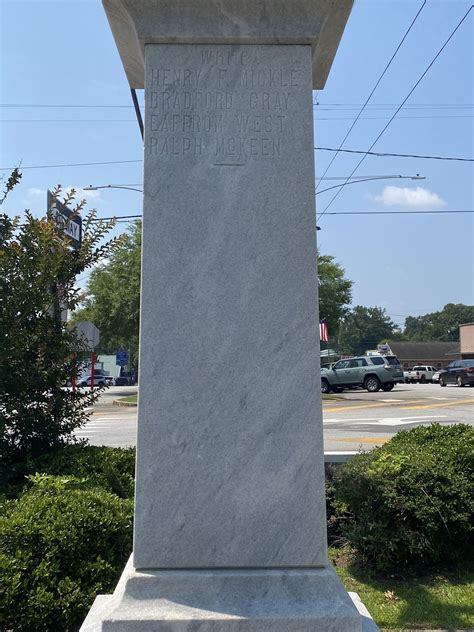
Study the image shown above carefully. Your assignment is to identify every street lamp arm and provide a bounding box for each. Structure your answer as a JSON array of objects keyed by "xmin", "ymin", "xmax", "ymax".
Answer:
[
  {"xmin": 315, "ymin": 174, "xmax": 425, "ymax": 195},
  {"xmin": 84, "ymin": 185, "xmax": 143, "ymax": 193}
]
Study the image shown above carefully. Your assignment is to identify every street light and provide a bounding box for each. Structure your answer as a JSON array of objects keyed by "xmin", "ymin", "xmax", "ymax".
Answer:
[
  {"xmin": 315, "ymin": 174, "xmax": 425, "ymax": 195},
  {"xmin": 84, "ymin": 184, "xmax": 143, "ymax": 193}
]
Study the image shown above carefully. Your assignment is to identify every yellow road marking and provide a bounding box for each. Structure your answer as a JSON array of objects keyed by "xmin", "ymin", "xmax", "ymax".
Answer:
[
  {"xmin": 331, "ymin": 437, "xmax": 389, "ymax": 444},
  {"xmin": 323, "ymin": 400, "xmax": 427, "ymax": 413},
  {"xmin": 402, "ymin": 398, "xmax": 474, "ymax": 410}
]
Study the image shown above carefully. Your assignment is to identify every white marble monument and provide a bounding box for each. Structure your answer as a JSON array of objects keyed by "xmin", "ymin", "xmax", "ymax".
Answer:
[{"xmin": 82, "ymin": 1, "xmax": 378, "ymax": 629}]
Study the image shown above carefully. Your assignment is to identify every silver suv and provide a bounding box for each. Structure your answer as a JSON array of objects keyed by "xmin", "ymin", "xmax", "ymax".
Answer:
[{"xmin": 321, "ymin": 355, "xmax": 403, "ymax": 394}]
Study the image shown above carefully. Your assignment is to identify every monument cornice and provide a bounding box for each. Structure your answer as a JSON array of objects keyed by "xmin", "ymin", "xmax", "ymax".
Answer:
[{"xmin": 102, "ymin": 0, "xmax": 353, "ymax": 89}]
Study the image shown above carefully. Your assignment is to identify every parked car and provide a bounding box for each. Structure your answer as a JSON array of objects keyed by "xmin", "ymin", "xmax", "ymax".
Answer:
[
  {"xmin": 403, "ymin": 368, "xmax": 413, "ymax": 383},
  {"xmin": 321, "ymin": 355, "xmax": 403, "ymax": 393},
  {"xmin": 431, "ymin": 369, "xmax": 445, "ymax": 383},
  {"xmin": 439, "ymin": 360, "xmax": 474, "ymax": 387},
  {"xmin": 114, "ymin": 376, "xmax": 130, "ymax": 386},
  {"xmin": 79, "ymin": 373, "xmax": 108, "ymax": 387},
  {"xmin": 407, "ymin": 365, "xmax": 438, "ymax": 383}
]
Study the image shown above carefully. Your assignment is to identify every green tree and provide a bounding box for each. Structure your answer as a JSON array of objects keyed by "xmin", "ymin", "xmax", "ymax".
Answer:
[
  {"xmin": 73, "ymin": 221, "xmax": 141, "ymax": 371},
  {"xmin": 404, "ymin": 303, "xmax": 474, "ymax": 341},
  {"xmin": 338, "ymin": 305, "xmax": 399, "ymax": 356},
  {"xmin": 0, "ymin": 186, "xmax": 123, "ymax": 465},
  {"xmin": 317, "ymin": 254, "xmax": 353, "ymax": 341}
]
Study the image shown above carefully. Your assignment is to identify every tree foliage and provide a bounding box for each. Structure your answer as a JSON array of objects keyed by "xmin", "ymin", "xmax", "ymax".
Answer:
[
  {"xmin": 73, "ymin": 221, "xmax": 141, "ymax": 370},
  {"xmin": 318, "ymin": 254, "xmax": 353, "ymax": 341},
  {"xmin": 0, "ymin": 186, "xmax": 124, "ymax": 465},
  {"xmin": 404, "ymin": 303, "xmax": 474, "ymax": 341},
  {"xmin": 338, "ymin": 305, "xmax": 399, "ymax": 356}
]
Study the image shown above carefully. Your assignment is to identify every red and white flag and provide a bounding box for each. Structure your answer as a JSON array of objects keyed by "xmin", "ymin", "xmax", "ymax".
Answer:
[{"xmin": 319, "ymin": 319, "xmax": 329, "ymax": 342}]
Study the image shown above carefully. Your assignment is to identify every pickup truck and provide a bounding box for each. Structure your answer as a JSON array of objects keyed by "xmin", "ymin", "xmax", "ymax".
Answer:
[{"xmin": 406, "ymin": 365, "xmax": 438, "ymax": 383}]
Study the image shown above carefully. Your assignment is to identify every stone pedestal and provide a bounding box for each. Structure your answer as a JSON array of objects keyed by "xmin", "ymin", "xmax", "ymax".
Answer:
[{"xmin": 81, "ymin": 1, "xmax": 379, "ymax": 630}]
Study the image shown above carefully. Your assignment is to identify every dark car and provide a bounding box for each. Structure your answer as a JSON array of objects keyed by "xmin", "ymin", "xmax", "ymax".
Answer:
[
  {"xmin": 114, "ymin": 376, "xmax": 130, "ymax": 386},
  {"xmin": 439, "ymin": 359, "xmax": 474, "ymax": 387}
]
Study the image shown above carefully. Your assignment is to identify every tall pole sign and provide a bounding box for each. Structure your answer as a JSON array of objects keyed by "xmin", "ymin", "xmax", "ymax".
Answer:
[
  {"xmin": 74, "ymin": 321, "xmax": 100, "ymax": 389},
  {"xmin": 47, "ymin": 190, "xmax": 83, "ymax": 249}
]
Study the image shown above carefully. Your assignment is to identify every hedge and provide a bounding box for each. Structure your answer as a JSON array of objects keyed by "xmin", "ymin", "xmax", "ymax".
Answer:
[
  {"xmin": 331, "ymin": 423, "xmax": 473, "ymax": 572},
  {"xmin": 0, "ymin": 474, "xmax": 133, "ymax": 631}
]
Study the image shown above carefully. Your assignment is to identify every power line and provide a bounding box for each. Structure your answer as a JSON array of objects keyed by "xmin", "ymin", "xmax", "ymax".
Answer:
[
  {"xmin": 2, "ymin": 145, "xmax": 472, "ymax": 172},
  {"xmin": 318, "ymin": 5, "xmax": 474, "ymax": 220},
  {"xmin": 315, "ymin": 0, "xmax": 427, "ymax": 191},
  {"xmin": 313, "ymin": 103, "xmax": 474, "ymax": 110},
  {"xmin": 2, "ymin": 101, "xmax": 472, "ymax": 109},
  {"xmin": 0, "ymin": 104, "xmax": 137, "ymax": 108},
  {"xmin": 314, "ymin": 115, "xmax": 473, "ymax": 120},
  {"xmin": 90, "ymin": 215, "xmax": 141, "ymax": 222},
  {"xmin": 0, "ymin": 119, "xmax": 136, "ymax": 123},
  {"xmin": 0, "ymin": 159, "xmax": 143, "ymax": 170},
  {"xmin": 14, "ymin": 208, "xmax": 472, "ymax": 230},
  {"xmin": 321, "ymin": 209, "xmax": 473, "ymax": 215},
  {"xmin": 315, "ymin": 147, "xmax": 474, "ymax": 162},
  {"xmin": 3, "ymin": 113, "xmax": 473, "ymax": 122},
  {"xmin": 90, "ymin": 209, "xmax": 473, "ymax": 223}
]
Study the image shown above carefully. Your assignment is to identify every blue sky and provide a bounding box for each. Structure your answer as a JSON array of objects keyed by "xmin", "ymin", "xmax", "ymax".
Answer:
[{"xmin": 1, "ymin": 0, "xmax": 473, "ymax": 329}]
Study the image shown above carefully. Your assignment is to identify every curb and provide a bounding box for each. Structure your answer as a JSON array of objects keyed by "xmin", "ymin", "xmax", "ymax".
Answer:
[{"xmin": 113, "ymin": 399, "xmax": 137, "ymax": 407}]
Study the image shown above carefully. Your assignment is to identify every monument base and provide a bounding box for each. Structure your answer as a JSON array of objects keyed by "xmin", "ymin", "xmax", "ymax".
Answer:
[{"xmin": 80, "ymin": 556, "xmax": 378, "ymax": 631}]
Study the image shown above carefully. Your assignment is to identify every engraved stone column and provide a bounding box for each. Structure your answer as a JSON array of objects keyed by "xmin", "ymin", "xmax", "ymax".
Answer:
[{"xmin": 82, "ymin": 1, "xmax": 378, "ymax": 630}]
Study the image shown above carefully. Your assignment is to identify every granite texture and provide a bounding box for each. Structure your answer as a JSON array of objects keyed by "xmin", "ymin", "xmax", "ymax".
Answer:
[
  {"xmin": 349, "ymin": 593, "xmax": 380, "ymax": 632},
  {"xmin": 102, "ymin": 0, "xmax": 353, "ymax": 88},
  {"xmin": 83, "ymin": 4, "xmax": 379, "ymax": 629},
  {"xmin": 80, "ymin": 557, "xmax": 365, "ymax": 631},
  {"xmin": 134, "ymin": 43, "xmax": 325, "ymax": 570}
]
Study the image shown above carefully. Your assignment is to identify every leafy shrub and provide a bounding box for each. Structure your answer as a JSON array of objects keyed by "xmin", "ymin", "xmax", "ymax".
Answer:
[
  {"xmin": 0, "ymin": 474, "xmax": 133, "ymax": 631},
  {"xmin": 331, "ymin": 424, "xmax": 473, "ymax": 572},
  {"xmin": 33, "ymin": 444, "xmax": 136, "ymax": 499},
  {"xmin": 0, "ymin": 190, "xmax": 123, "ymax": 467},
  {"xmin": 1, "ymin": 444, "xmax": 136, "ymax": 500}
]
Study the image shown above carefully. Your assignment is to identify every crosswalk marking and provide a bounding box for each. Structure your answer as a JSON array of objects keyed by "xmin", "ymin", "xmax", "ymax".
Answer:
[
  {"xmin": 402, "ymin": 398, "xmax": 474, "ymax": 410},
  {"xmin": 323, "ymin": 399, "xmax": 431, "ymax": 412},
  {"xmin": 91, "ymin": 414, "xmax": 135, "ymax": 419},
  {"xmin": 324, "ymin": 415, "xmax": 446, "ymax": 426}
]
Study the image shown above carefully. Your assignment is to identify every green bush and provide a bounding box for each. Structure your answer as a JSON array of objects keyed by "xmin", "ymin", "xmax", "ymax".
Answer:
[
  {"xmin": 33, "ymin": 444, "xmax": 136, "ymax": 499},
  {"xmin": 1, "ymin": 444, "xmax": 136, "ymax": 500},
  {"xmin": 0, "ymin": 474, "xmax": 133, "ymax": 631},
  {"xmin": 331, "ymin": 423, "xmax": 473, "ymax": 572}
]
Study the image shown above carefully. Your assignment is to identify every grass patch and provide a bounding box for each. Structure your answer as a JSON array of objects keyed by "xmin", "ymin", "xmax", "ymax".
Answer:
[
  {"xmin": 117, "ymin": 395, "xmax": 137, "ymax": 404},
  {"xmin": 330, "ymin": 546, "xmax": 474, "ymax": 630}
]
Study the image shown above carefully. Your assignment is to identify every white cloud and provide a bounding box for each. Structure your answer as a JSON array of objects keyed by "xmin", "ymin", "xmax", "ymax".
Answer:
[
  {"xmin": 375, "ymin": 186, "xmax": 446, "ymax": 209},
  {"xmin": 26, "ymin": 187, "xmax": 46, "ymax": 198}
]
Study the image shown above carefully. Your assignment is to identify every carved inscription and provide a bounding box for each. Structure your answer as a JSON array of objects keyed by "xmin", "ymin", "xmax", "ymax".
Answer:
[{"xmin": 146, "ymin": 48, "xmax": 300, "ymax": 163}]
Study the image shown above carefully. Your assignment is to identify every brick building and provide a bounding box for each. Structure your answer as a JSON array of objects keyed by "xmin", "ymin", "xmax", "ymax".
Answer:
[{"xmin": 460, "ymin": 323, "xmax": 474, "ymax": 359}]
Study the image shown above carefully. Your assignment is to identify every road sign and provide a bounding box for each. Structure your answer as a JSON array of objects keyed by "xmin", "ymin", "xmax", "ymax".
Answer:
[
  {"xmin": 116, "ymin": 350, "xmax": 129, "ymax": 366},
  {"xmin": 75, "ymin": 320, "xmax": 100, "ymax": 350},
  {"xmin": 47, "ymin": 190, "xmax": 82, "ymax": 248}
]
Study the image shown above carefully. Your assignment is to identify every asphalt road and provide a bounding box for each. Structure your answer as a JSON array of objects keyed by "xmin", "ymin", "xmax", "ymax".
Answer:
[{"xmin": 76, "ymin": 383, "xmax": 474, "ymax": 453}]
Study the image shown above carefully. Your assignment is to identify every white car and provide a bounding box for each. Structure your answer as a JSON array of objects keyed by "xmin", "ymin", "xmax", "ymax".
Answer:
[{"xmin": 79, "ymin": 374, "xmax": 112, "ymax": 387}]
